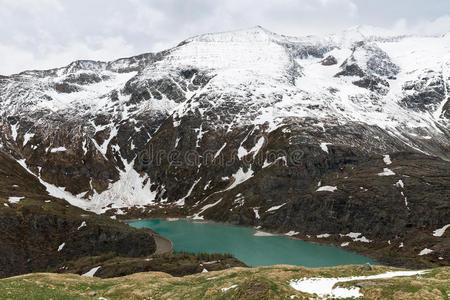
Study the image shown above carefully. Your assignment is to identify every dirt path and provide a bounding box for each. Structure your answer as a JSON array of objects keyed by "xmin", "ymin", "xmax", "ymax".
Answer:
[{"xmin": 153, "ymin": 233, "xmax": 173, "ymax": 254}]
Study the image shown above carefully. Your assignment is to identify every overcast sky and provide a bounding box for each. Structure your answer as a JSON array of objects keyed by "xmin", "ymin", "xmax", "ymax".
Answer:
[{"xmin": 1, "ymin": 0, "xmax": 449, "ymax": 75}]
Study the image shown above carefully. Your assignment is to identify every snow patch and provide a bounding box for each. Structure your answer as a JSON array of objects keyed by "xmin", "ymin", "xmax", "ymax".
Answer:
[
  {"xmin": 23, "ymin": 132, "xmax": 35, "ymax": 146},
  {"xmin": 50, "ymin": 147, "xmax": 67, "ymax": 153},
  {"xmin": 192, "ymin": 198, "xmax": 222, "ymax": 220},
  {"xmin": 418, "ymin": 248, "xmax": 433, "ymax": 256},
  {"xmin": 225, "ymin": 167, "xmax": 254, "ymax": 191},
  {"xmin": 254, "ymin": 231, "xmax": 275, "ymax": 236},
  {"xmin": 10, "ymin": 123, "xmax": 18, "ymax": 141},
  {"xmin": 317, "ymin": 233, "xmax": 331, "ymax": 238},
  {"xmin": 77, "ymin": 221, "xmax": 87, "ymax": 230},
  {"xmin": 57, "ymin": 243, "xmax": 65, "ymax": 252},
  {"xmin": 266, "ymin": 203, "xmax": 286, "ymax": 212},
  {"xmin": 89, "ymin": 158, "xmax": 158, "ymax": 213},
  {"xmin": 341, "ymin": 232, "xmax": 372, "ymax": 243},
  {"xmin": 177, "ymin": 178, "xmax": 201, "ymax": 206},
  {"xmin": 378, "ymin": 168, "xmax": 395, "ymax": 176},
  {"xmin": 394, "ymin": 179, "xmax": 404, "ymax": 188},
  {"xmin": 82, "ymin": 266, "xmax": 101, "ymax": 277},
  {"xmin": 316, "ymin": 186, "xmax": 337, "ymax": 192},
  {"xmin": 289, "ymin": 270, "xmax": 427, "ymax": 299},
  {"xmin": 433, "ymin": 224, "xmax": 450, "ymax": 237},
  {"xmin": 8, "ymin": 196, "xmax": 24, "ymax": 203},
  {"xmin": 253, "ymin": 207, "xmax": 260, "ymax": 219},
  {"xmin": 383, "ymin": 155, "xmax": 392, "ymax": 165},
  {"xmin": 320, "ymin": 142, "xmax": 331, "ymax": 154},
  {"xmin": 221, "ymin": 284, "xmax": 238, "ymax": 292},
  {"xmin": 285, "ymin": 231, "xmax": 299, "ymax": 236}
]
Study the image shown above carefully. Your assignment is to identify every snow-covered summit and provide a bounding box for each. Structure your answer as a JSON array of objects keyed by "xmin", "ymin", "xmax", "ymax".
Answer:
[
  {"xmin": 1, "ymin": 26, "xmax": 449, "ymax": 153},
  {"xmin": 183, "ymin": 26, "xmax": 283, "ymax": 43}
]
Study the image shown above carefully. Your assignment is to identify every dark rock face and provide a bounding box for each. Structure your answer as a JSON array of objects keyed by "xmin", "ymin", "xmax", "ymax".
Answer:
[
  {"xmin": 401, "ymin": 72, "xmax": 446, "ymax": 112},
  {"xmin": 335, "ymin": 42, "xmax": 399, "ymax": 95},
  {"xmin": 127, "ymin": 116, "xmax": 449, "ymax": 268},
  {"xmin": 335, "ymin": 60, "xmax": 365, "ymax": 77},
  {"xmin": 321, "ymin": 55, "xmax": 338, "ymax": 66},
  {"xmin": 63, "ymin": 72, "xmax": 105, "ymax": 85},
  {"xmin": 54, "ymin": 82, "xmax": 80, "ymax": 93},
  {"xmin": 353, "ymin": 76, "xmax": 389, "ymax": 94},
  {"xmin": 0, "ymin": 212, "xmax": 156, "ymax": 278}
]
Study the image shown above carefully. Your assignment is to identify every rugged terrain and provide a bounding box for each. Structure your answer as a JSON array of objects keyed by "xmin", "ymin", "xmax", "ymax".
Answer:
[
  {"xmin": 0, "ymin": 151, "xmax": 159, "ymax": 278},
  {"xmin": 0, "ymin": 26, "xmax": 449, "ymax": 268},
  {"xmin": 1, "ymin": 265, "xmax": 449, "ymax": 299}
]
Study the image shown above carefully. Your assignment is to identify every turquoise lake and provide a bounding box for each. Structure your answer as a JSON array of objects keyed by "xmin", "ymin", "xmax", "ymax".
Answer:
[{"xmin": 129, "ymin": 219, "xmax": 379, "ymax": 267}]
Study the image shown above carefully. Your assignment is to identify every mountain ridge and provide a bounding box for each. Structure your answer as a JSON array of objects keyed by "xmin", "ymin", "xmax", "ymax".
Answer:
[{"xmin": 0, "ymin": 26, "xmax": 449, "ymax": 268}]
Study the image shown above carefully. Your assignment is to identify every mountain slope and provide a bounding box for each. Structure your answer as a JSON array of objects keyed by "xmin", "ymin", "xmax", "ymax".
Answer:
[
  {"xmin": 0, "ymin": 26, "xmax": 449, "ymax": 268},
  {"xmin": 0, "ymin": 151, "xmax": 158, "ymax": 278}
]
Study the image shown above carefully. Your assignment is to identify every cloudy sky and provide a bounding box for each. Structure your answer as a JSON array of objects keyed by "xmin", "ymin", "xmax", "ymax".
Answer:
[{"xmin": 1, "ymin": 0, "xmax": 449, "ymax": 75}]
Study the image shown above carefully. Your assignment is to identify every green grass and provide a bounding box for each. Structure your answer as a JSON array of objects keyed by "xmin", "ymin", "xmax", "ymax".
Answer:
[{"xmin": 1, "ymin": 265, "xmax": 448, "ymax": 300}]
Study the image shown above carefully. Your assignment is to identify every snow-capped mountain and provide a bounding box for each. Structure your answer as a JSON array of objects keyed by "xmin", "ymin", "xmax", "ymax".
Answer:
[{"xmin": 0, "ymin": 26, "xmax": 449, "ymax": 267}]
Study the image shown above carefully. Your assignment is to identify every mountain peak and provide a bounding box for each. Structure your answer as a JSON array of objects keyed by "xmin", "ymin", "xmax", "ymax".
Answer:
[{"xmin": 183, "ymin": 26, "xmax": 282, "ymax": 44}]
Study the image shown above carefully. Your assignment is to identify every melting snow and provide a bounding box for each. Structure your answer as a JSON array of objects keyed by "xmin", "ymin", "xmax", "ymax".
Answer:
[
  {"xmin": 177, "ymin": 178, "xmax": 201, "ymax": 206},
  {"xmin": 77, "ymin": 221, "xmax": 87, "ymax": 230},
  {"xmin": 418, "ymin": 248, "xmax": 433, "ymax": 256},
  {"xmin": 383, "ymin": 155, "xmax": 392, "ymax": 165},
  {"xmin": 225, "ymin": 167, "xmax": 254, "ymax": 191},
  {"xmin": 214, "ymin": 143, "xmax": 227, "ymax": 159},
  {"xmin": 341, "ymin": 232, "xmax": 372, "ymax": 243},
  {"xmin": 82, "ymin": 266, "xmax": 101, "ymax": 277},
  {"xmin": 90, "ymin": 158, "xmax": 158, "ymax": 213},
  {"xmin": 253, "ymin": 231, "xmax": 275, "ymax": 236},
  {"xmin": 320, "ymin": 142, "xmax": 331, "ymax": 154},
  {"xmin": 316, "ymin": 186, "xmax": 337, "ymax": 192},
  {"xmin": 317, "ymin": 233, "xmax": 331, "ymax": 238},
  {"xmin": 50, "ymin": 147, "xmax": 67, "ymax": 153},
  {"xmin": 433, "ymin": 224, "xmax": 450, "ymax": 237},
  {"xmin": 253, "ymin": 207, "xmax": 260, "ymax": 219},
  {"xmin": 8, "ymin": 196, "xmax": 24, "ymax": 203},
  {"xmin": 23, "ymin": 132, "xmax": 35, "ymax": 146},
  {"xmin": 192, "ymin": 198, "xmax": 222, "ymax": 220},
  {"xmin": 285, "ymin": 231, "xmax": 300, "ymax": 236},
  {"xmin": 10, "ymin": 123, "xmax": 18, "ymax": 141},
  {"xmin": 289, "ymin": 270, "xmax": 427, "ymax": 299},
  {"xmin": 57, "ymin": 243, "xmax": 65, "ymax": 252},
  {"xmin": 266, "ymin": 203, "xmax": 286, "ymax": 212},
  {"xmin": 394, "ymin": 179, "xmax": 404, "ymax": 188},
  {"xmin": 249, "ymin": 136, "xmax": 266, "ymax": 159},
  {"xmin": 377, "ymin": 168, "xmax": 395, "ymax": 176},
  {"xmin": 221, "ymin": 284, "xmax": 238, "ymax": 292}
]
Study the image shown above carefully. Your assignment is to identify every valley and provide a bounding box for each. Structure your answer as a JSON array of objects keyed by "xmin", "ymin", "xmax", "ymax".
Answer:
[{"xmin": 0, "ymin": 26, "xmax": 448, "ymax": 298}]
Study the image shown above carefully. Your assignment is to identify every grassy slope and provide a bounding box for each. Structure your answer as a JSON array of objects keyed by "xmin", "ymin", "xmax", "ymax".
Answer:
[{"xmin": 1, "ymin": 266, "xmax": 449, "ymax": 300}]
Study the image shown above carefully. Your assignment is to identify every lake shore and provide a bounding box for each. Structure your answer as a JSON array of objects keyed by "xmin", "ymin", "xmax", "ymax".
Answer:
[{"xmin": 127, "ymin": 218, "xmax": 379, "ymax": 268}]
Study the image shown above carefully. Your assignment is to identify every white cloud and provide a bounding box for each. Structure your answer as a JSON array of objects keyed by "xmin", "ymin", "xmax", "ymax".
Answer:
[
  {"xmin": 392, "ymin": 15, "xmax": 450, "ymax": 36},
  {"xmin": 0, "ymin": 0, "xmax": 449, "ymax": 75},
  {"xmin": 412, "ymin": 15, "xmax": 450, "ymax": 35},
  {"xmin": 0, "ymin": 36, "xmax": 136, "ymax": 75},
  {"xmin": 0, "ymin": 0, "xmax": 64, "ymax": 13}
]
